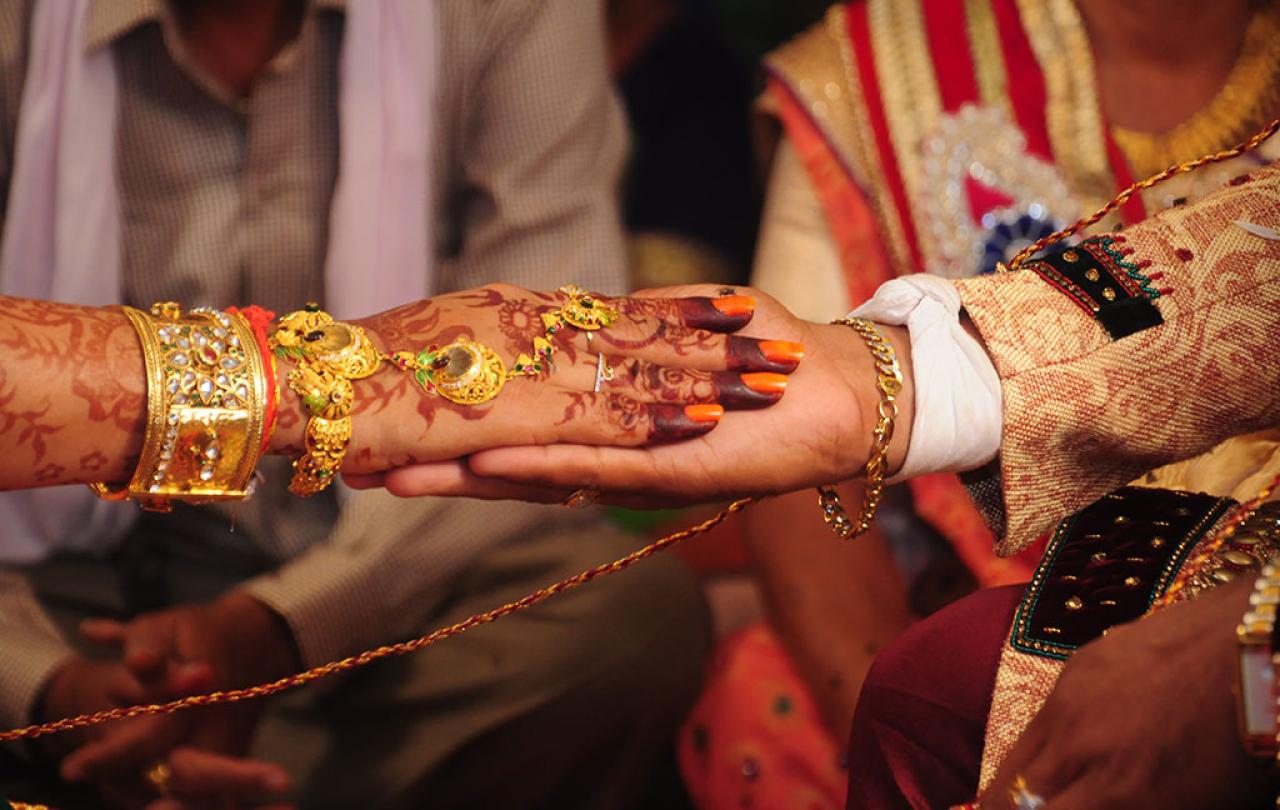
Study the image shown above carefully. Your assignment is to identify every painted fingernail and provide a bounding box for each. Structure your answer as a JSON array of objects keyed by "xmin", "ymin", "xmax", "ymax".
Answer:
[
  {"xmin": 760, "ymin": 340, "xmax": 805, "ymax": 365},
  {"xmin": 714, "ymin": 371, "xmax": 785, "ymax": 409},
  {"xmin": 711, "ymin": 295, "xmax": 756, "ymax": 317},
  {"xmin": 727, "ymin": 336, "xmax": 805, "ymax": 373},
  {"xmin": 681, "ymin": 297, "xmax": 755, "ymax": 330},
  {"xmin": 741, "ymin": 372, "xmax": 788, "ymax": 395},
  {"xmin": 650, "ymin": 403, "xmax": 723, "ymax": 442},
  {"xmin": 685, "ymin": 403, "xmax": 724, "ymax": 422}
]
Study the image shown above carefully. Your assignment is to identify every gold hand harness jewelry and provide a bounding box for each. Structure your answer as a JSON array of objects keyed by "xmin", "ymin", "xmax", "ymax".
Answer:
[{"xmin": 272, "ymin": 289, "xmax": 621, "ymax": 495}]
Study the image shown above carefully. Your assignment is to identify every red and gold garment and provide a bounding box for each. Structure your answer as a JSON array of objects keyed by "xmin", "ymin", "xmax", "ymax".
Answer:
[
  {"xmin": 763, "ymin": 0, "xmax": 1280, "ymax": 579},
  {"xmin": 680, "ymin": 1, "xmax": 1280, "ymax": 806}
]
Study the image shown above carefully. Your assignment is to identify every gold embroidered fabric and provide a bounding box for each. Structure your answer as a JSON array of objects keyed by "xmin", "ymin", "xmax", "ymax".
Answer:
[
  {"xmin": 1015, "ymin": 0, "xmax": 1116, "ymax": 219},
  {"xmin": 763, "ymin": 6, "xmax": 916, "ymax": 275},
  {"xmin": 956, "ymin": 160, "xmax": 1280, "ymax": 554}
]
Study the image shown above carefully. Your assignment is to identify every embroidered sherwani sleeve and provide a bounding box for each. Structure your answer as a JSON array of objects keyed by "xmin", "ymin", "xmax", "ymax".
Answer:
[{"xmin": 955, "ymin": 162, "xmax": 1280, "ymax": 555}]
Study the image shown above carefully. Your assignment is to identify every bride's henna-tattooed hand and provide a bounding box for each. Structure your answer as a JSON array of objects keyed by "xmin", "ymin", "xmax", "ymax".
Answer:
[
  {"xmin": 328, "ymin": 284, "xmax": 795, "ymax": 472},
  {"xmin": 0, "ymin": 284, "xmax": 798, "ymax": 491}
]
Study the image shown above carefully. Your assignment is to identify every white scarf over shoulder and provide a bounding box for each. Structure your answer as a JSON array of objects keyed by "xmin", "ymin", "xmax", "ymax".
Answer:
[{"xmin": 0, "ymin": 0, "xmax": 437, "ymax": 561}]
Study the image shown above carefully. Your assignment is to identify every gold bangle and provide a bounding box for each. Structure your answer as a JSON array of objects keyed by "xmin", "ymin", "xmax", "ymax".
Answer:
[
  {"xmin": 91, "ymin": 303, "xmax": 268, "ymax": 511},
  {"xmin": 816, "ymin": 318, "xmax": 902, "ymax": 539},
  {"xmin": 271, "ymin": 307, "xmax": 379, "ymax": 496}
]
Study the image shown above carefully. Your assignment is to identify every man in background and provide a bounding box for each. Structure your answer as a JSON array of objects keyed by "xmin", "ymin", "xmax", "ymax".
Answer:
[{"xmin": 0, "ymin": 1, "xmax": 710, "ymax": 807}]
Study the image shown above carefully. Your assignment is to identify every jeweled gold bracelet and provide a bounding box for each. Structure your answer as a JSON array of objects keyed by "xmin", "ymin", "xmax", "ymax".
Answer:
[
  {"xmin": 92, "ymin": 303, "xmax": 268, "ymax": 511},
  {"xmin": 816, "ymin": 318, "xmax": 902, "ymax": 539}
]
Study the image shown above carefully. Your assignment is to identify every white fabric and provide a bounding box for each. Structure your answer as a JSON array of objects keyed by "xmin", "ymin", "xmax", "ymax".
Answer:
[
  {"xmin": 0, "ymin": 0, "xmax": 437, "ymax": 562},
  {"xmin": 851, "ymin": 274, "xmax": 1003, "ymax": 481}
]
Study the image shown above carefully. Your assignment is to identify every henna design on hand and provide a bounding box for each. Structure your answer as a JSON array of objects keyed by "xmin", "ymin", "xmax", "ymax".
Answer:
[
  {"xmin": 0, "ymin": 300, "xmax": 145, "ymax": 477},
  {"xmin": 79, "ymin": 451, "xmax": 108, "ymax": 473},
  {"xmin": 496, "ymin": 298, "xmax": 545, "ymax": 356},
  {"xmin": 0, "ymin": 383, "xmax": 59, "ymax": 464},
  {"xmin": 619, "ymin": 296, "xmax": 754, "ymax": 331},
  {"xmin": 556, "ymin": 392, "xmax": 720, "ymax": 443}
]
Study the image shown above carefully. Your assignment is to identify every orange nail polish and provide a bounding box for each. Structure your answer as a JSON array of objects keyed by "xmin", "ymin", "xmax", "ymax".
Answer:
[
  {"xmin": 758, "ymin": 340, "xmax": 805, "ymax": 364},
  {"xmin": 711, "ymin": 295, "xmax": 756, "ymax": 317},
  {"xmin": 741, "ymin": 372, "xmax": 788, "ymax": 395},
  {"xmin": 684, "ymin": 404, "xmax": 725, "ymax": 423}
]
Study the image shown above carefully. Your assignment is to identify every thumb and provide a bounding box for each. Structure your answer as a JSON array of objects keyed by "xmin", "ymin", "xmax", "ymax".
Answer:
[{"xmin": 79, "ymin": 618, "xmax": 127, "ymax": 648}]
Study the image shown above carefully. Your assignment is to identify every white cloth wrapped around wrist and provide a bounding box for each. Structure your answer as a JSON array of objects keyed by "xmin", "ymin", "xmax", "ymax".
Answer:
[{"xmin": 850, "ymin": 274, "xmax": 1003, "ymax": 482}]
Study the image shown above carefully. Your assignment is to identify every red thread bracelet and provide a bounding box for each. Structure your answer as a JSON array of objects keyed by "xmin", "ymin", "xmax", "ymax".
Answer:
[{"xmin": 228, "ymin": 305, "xmax": 279, "ymax": 453}]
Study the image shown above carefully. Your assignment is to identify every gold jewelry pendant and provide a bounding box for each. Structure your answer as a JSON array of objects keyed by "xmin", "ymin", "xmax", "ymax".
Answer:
[
  {"xmin": 390, "ymin": 338, "xmax": 508, "ymax": 405},
  {"xmin": 271, "ymin": 305, "xmax": 382, "ymax": 380}
]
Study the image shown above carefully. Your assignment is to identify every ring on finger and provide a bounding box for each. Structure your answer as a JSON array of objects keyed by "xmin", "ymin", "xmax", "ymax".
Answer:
[
  {"xmin": 144, "ymin": 760, "xmax": 172, "ymax": 796},
  {"xmin": 1008, "ymin": 775, "xmax": 1046, "ymax": 810},
  {"xmin": 593, "ymin": 353, "xmax": 614, "ymax": 393},
  {"xmin": 554, "ymin": 284, "xmax": 619, "ymax": 331},
  {"xmin": 563, "ymin": 488, "xmax": 601, "ymax": 509}
]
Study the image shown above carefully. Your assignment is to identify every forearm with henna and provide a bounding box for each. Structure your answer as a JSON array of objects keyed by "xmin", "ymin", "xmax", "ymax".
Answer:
[{"xmin": 0, "ymin": 297, "xmax": 146, "ymax": 489}]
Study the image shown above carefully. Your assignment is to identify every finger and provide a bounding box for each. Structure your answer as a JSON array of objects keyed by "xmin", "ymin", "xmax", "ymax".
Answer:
[
  {"xmin": 554, "ymin": 355, "xmax": 789, "ymax": 410},
  {"xmin": 382, "ymin": 461, "xmax": 568, "ymax": 503},
  {"xmin": 570, "ymin": 318, "xmax": 802, "ymax": 374},
  {"xmin": 62, "ymin": 718, "xmax": 184, "ymax": 782},
  {"xmin": 556, "ymin": 394, "xmax": 725, "ymax": 445},
  {"xmin": 382, "ymin": 461, "xmax": 694, "ymax": 508},
  {"xmin": 615, "ymin": 294, "xmax": 757, "ymax": 332},
  {"xmin": 463, "ymin": 443, "xmax": 698, "ymax": 498},
  {"xmin": 982, "ymin": 723, "xmax": 1068, "ymax": 809},
  {"xmin": 166, "ymin": 747, "xmax": 291, "ymax": 799},
  {"xmin": 342, "ymin": 471, "xmax": 386, "ymax": 489},
  {"xmin": 80, "ymin": 618, "xmax": 128, "ymax": 648},
  {"xmin": 165, "ymin": 661, "xmax": 216, "ymax": 696},
  {"xmin": 118, "ymin": 618, "xmax": 176, "ymax": 679}
]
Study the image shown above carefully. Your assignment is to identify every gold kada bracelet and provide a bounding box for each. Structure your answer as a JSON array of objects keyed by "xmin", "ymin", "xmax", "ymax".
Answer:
[
  {"xmin": 91, "ymin": 303, "xmax": 268, "ymax": 511},
  {"xmin": 816, "ymin": 317, "xmax": 902, "ymax": 539}
]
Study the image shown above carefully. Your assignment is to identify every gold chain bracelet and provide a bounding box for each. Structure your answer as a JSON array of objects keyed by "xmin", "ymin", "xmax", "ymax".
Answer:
[{"xmin": 816, "ymin": 317, "xmax": 902, "ymax": 539}]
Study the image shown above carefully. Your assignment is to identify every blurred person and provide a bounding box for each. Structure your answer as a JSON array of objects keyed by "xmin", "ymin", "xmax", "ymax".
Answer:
[
  {"xmin": 606, "ymin": 0, "xmax": 760, "ymax": 290},
  {"xmin": 0, "ymin": 1, "xmax": 713, "ymax": 808},
  {"xmin": 679, "ymin": 0, "xmax": 1280, "ymax": 806}
]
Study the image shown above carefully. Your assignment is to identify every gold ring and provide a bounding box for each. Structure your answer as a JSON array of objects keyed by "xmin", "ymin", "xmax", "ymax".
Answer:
[
  {"xmin": 1008, "ymin": 775, "xmax": 1045, "ymax": 810},
  {"xmin": 563, "ymin": 488, "xmax": 601, "ymax": 509},
  {"xmin": 144, "ymin": 760, "xmax": 172, "ymax": 795}
]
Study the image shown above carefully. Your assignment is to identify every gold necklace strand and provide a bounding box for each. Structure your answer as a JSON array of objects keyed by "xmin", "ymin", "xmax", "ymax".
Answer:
[
  {"xmin": 0, "ymin": 499, "xmax": 755, "ymax": 743},
  {"xmin": 1112, "ymin": 4, "xmax": 1280, "ymax": 180},
  {"xmin": 5, "ymin": 118, "xmax": 1280, "ymax": 745},
  {"xmin": 1005, "ymin": 115, "xmax": 1280, "ymax": 272}
]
